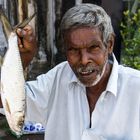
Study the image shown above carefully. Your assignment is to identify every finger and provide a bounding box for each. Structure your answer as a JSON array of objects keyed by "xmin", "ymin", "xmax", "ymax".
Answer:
[
  {"xmin": 17, "ymin": 29, "xmax": 34, "ymax": 43},
  {"xmin": 22, "ymin": 36, "xmax": 36, "ymax": 51},
  {"xmin": 23, "ymin": 25, "xmax": 32, "ymax": 31},
  {"xmin": 18, "ymin": 37, "xmax": 22, "ymax": 46},
  {"xmin": 19, "ymin": 47, "xmax": 28, "ymax": 53},
  {"xmin": 18, "ymin": 38, "xmax": 27, "ymax": 53},
  {"xmin": 16, "ymin": 27, "xmax": 32, "ymax": 37},
  {"xmin": 16, "ymin": 25, "xmax": 36, "ymax": 53},
  {"xmin": 23, "ymin": 25, "xmax": 33, "ymax": 36},
  {"xmin": 19, "ymin": 34, "xmax": 36, "ymax": 52},
  {"xmin": 16, "ymin": 28, "xmax": 27, "ymax": 38},
  {"xmin": 18, "ymin": 38, "xmax": 24, "ymax": 49},
  {"xmin": 18, "ymin": 35, "xmax": 30, "ymax": 53}
]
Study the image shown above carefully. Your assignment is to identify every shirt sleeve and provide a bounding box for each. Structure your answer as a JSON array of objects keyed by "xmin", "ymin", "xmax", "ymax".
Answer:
[{"xmin": 24, "ymin": 71, "xmax": 55, "ymax": 127}]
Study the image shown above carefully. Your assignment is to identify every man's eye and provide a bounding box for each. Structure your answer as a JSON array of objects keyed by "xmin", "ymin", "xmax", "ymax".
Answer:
[
  {"xmin": 68, "ymin": 48, "xmax": 79, "ymax": 55},
  {"xmin": 89, "ymin": 45, "xmax": 100, "ymax": 52},
  {"xmin": 70, "ymin": 48, "xmax": 79, "ymax": 53},
  {"xmin": 91, "ymin": 45, "xmax": 99, "ymax": 49}
]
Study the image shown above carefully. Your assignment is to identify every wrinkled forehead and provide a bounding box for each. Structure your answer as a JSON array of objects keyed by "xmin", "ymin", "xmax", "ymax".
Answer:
[{"xmin": 64, "ymin": 26, "xmax": 103, "ymax": 47}]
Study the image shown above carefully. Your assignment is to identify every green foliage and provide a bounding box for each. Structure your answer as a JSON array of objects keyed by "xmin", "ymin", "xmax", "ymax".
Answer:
[{"xmin": 121, "ymin": 9, "xmax": 140, "ymax": 70}]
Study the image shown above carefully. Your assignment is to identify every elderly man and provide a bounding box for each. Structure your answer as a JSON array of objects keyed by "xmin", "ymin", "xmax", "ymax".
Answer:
[{"xmin": 0, "ymin": 3, "xmax": 140, "ymax": 140}]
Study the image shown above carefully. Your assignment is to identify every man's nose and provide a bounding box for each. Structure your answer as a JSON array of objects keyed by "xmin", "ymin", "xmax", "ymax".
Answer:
[{"xmin": 80, "ymin": 49, "xmax": 91, "ymax": 65}]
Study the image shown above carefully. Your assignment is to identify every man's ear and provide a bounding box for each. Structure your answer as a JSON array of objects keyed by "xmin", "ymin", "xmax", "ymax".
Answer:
[{"xmin": 107, "ymin": 34, "xmax": 115, "ymax": 54}]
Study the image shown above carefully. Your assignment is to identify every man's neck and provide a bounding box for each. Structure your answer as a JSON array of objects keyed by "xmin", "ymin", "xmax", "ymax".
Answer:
[{"xmin": 86, "ymin": 63, "xmax": 112, "ymax": 117}]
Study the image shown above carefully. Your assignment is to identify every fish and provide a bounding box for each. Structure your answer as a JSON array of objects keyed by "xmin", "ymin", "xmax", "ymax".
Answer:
[{"xmin": 0, "ymin": 10, "xmax": 35, "ymax": 136}]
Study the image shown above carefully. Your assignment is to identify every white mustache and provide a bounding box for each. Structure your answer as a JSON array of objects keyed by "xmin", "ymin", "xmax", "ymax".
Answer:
[{"xmin": 77, "ymin": 65, "xmax": 97, "ymax": 74}]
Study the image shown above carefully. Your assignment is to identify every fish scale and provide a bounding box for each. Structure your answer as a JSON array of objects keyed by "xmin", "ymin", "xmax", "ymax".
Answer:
[
  {"xmin": 0, "ymin": 10, "xmax": 35, "ymax": 136},
  {"xmin": 1, "ymin": 32, "xmax": 25, "ymax": 136}
]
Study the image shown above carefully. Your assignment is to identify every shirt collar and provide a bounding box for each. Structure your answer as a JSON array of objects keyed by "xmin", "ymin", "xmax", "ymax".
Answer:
[
  {"xmin": 68, "ymin": 64, "xmax": 85, "ymax": 87},
  {"xmin": 68, "ymin": 64, "xmax": 79, "ymax": 84},
  {"xmin": 105, "ymin": 54, "xmax": 118, "ymax": 97},
  {"xmin": 70, "ymin": 71, "xmax": 84, "ymax": 87}
]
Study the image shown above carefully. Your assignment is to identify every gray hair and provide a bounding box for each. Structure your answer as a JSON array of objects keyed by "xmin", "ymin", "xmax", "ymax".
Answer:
[{"xmin": 60, "ymin": 3, "xmax": 114, "ymax": 45}]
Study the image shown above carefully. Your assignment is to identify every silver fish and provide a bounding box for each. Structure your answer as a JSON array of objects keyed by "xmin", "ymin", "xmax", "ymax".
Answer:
[{"xmin": 0, "ymin": 10, "xmax": 35, "ymax": 136}]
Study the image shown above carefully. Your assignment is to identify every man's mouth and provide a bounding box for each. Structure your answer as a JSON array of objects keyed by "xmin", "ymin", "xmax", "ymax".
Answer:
[
  {"xmin": 79, "ymin": 69, "xmax": 96, "ymax": 76},
  {"xmin": 77, "ymin": 65, "xmax": 98, "ymax": 77}
]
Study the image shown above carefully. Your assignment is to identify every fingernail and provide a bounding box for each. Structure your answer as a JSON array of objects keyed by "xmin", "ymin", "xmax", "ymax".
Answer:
[
  {"xmin": 19, "ymin": 44, "xmax": 23, "ymax": 48},
  {"xmin": 17, "ymin": 28, "xmax": 22, "ymax": 32},
  {"xmin": 22, "ymin": 30, "xmax": 26, "ymax": 36}
]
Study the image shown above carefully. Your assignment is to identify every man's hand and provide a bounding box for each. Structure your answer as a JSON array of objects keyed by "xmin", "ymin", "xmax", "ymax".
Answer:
[{"xmin": 16, "ymin": 25, "xmax": 38, "ymax": 69}]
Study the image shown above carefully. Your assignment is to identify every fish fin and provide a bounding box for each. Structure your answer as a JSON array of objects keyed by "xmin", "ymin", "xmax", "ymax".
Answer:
[
  {"xmin": 0, "ymin": 9, "xmax": 13, "ymax": 41},
  {"xmin": 14, "ymin": 12, "xmax": 36, "ymax": 29}
]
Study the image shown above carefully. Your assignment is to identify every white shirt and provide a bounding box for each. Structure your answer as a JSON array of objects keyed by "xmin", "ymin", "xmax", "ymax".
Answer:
[{"xmin": 25, "ymin": 55, "xmax": 140, "ymax": 140}]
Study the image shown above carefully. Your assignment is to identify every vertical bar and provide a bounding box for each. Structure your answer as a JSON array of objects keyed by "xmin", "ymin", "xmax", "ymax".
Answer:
[
  {"xmin": 47, "ymin": 0, "xmax": 57, "ymax": 66},
  {"xmin": 75, "ymin": 0, "xmax": 83, "ymax": 5}
]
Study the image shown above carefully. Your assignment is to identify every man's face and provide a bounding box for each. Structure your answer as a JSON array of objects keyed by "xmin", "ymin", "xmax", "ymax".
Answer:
[{"xmin": 64, "ymin": 27, "xmax": 113, "ymax": 87}]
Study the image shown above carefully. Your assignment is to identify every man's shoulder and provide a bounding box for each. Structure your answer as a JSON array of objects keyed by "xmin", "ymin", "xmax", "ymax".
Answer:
[
  {"xmin": 53, "ymin": 61, "xmax": 70, "ymax": 71},
  {"xmin": 118, "ymin": 65, "xmax": 140, "ymax": 80},
  {"xmin": 49, "ymin": 61, "xmax": 73, "ymax": 78}
]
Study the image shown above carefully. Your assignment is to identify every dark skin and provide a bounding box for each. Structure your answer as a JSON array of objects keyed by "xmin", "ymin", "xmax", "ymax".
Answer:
[
  {"xmin": 0, "ymin": 26, "xmax": 114, "ymax": 123},
  {"xmin": 0, "ymin": 25, "xmax": 37, "ymax": 108},
  {"xmin": 16, "ymin": 25, "xmax": 38, "ymax": 69},
  {"xmin": 86, "ymin": 63, "xmax": 112, "ymax": 116},
  {"xmin": 64, "ymin": 26, "xmax": 114, "ymax": 119}
]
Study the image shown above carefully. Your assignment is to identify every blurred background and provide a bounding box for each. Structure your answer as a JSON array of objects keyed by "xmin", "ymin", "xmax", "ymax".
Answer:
[
  {"xmin": 0, "ymin": 0, "xmax": 140, "ymax": 139},
  {"xmin": 0, "ymin": 0, "xmax": 140, "ymax": 79}
]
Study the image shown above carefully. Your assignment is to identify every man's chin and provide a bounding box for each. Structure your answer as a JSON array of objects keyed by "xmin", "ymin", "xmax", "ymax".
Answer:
[
  {"xmin": 79, "ymin": 74, "xmax": 102, "ymax": 87},
  {"xmin": 79, "ymin": 79, "xmax": 98, "ymax": 87}
]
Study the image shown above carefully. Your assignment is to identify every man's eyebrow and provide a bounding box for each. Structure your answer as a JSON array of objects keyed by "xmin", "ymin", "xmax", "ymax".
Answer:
[{"xmin": 90, "ymin": 40, "xmax": 101, "ymax": 45}]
